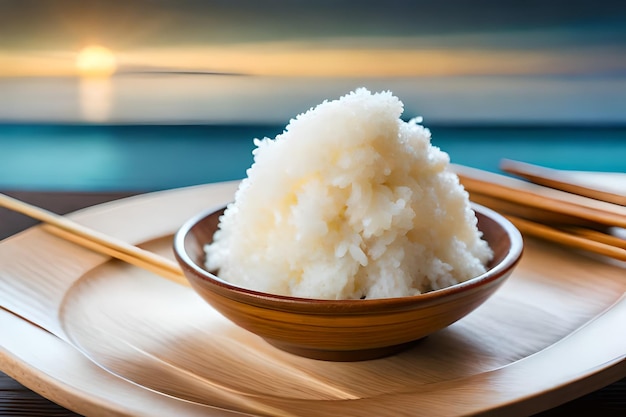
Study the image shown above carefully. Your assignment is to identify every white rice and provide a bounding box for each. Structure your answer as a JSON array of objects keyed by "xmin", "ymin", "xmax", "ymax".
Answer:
[{"xmin": 204, "ymin": 88, "xmax": 493, "ymax": 300}]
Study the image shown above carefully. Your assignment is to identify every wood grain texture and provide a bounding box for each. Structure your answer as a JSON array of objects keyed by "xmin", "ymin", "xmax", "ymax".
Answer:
[
  {"xmin": 1, "ymin": 186, "xmax": 625, "ymax": 416},
  {"xmin": 0, "ymin": 372, "xmax": 79, "ymax": 416}
]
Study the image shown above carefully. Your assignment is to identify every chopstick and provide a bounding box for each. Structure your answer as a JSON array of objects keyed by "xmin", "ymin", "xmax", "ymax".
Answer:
[
  {"xmin": 0, "ymin": 193, "xmax": 188, "ymax": 286},
  {"xmin": 456, "ymin": 165, "xmax": 626, "ymax": 229},
  {"xmin": 500, "ymin": 159, "xmax": 626, "ymax": 206},
  {"xmin": 453, "ymin": 165, "xmax": 626, "ymax": 262},
  {"xmin": 504, "ymin": 214, "xmax": 626, "ymax": 262}
]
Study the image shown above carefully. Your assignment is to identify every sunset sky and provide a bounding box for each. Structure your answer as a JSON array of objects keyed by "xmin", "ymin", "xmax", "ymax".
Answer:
[{"xmin": 1, "ymin": 0, "xmax": 625, "ymax": 123}]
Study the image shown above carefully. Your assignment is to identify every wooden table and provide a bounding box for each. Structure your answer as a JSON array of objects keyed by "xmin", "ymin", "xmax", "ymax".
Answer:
[{"xmin": 1, "ymin": 190, "xmax": 624, "ymax": 416}]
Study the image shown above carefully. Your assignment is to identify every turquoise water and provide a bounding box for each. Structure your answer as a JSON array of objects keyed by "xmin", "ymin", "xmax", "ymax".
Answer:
[{"xmin": 1, "ymin": 124, "xmax": 625, "ymax": 191}]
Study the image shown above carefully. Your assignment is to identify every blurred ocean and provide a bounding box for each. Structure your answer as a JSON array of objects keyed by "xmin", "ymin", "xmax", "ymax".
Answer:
[
  {"xmin": 3, "ymin": 75, "xmax": 626, "ymax": 125},
  {"xmin": 1, "ymin": 71, "xmax": 625, "ymax": 191},
  {"xmin": 1, "ymin": 123, "xmax": 624, "ymax": 191}
]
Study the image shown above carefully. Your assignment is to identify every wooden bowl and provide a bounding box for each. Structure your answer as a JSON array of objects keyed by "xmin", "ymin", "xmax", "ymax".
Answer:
[{"xmin": 173, "ymin": 203, "xmax": 523, "ymax": 361}]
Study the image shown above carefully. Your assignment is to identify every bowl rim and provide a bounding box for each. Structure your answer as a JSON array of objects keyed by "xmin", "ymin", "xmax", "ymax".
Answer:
[{"xmin": 173, "ymin": 202, "xmax": 523, "ymax": 309}]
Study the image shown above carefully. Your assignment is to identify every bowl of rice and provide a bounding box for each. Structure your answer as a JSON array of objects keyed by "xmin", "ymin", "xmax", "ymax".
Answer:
[{"xmin": 173, "ymin": 89, "xmax": 523, "ymax": 361}]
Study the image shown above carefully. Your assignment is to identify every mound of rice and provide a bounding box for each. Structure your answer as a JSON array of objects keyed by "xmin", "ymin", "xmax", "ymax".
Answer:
[{"xmin": 204, "ymin": 88, "xmax": 493, "ymax": 300}]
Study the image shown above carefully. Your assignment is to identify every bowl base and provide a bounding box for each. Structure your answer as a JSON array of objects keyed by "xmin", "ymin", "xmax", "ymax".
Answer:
[{"xmin": 265, "ymin": 338, "xmax": 424, "ymax": 362}]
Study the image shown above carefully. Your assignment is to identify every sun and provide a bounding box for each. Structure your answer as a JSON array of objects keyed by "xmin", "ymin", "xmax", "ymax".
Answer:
[{"xmin": 76, "ymin": 45, "xmax": 117, "ymax": 77}]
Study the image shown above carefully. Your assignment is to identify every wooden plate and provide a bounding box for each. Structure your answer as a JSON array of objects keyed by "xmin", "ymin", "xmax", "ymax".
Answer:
[{"xmin": 1, "ymin": 183, "xmax": 625, "ymax": 416}]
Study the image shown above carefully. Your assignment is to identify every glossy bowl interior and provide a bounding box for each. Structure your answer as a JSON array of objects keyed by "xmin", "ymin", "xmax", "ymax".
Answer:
[{"xmin": 173, "ymin": 203, "xmax": 523, "ymax": 361}]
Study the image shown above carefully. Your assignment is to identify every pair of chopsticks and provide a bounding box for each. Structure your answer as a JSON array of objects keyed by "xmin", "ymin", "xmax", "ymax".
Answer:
[
  {"xmin": 0, "ymin": 193, "xmax": 188, "ymax": 286},
  {"xmin": 454, "ymin": 161, "xmax": 626, "ymax": 262}
]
